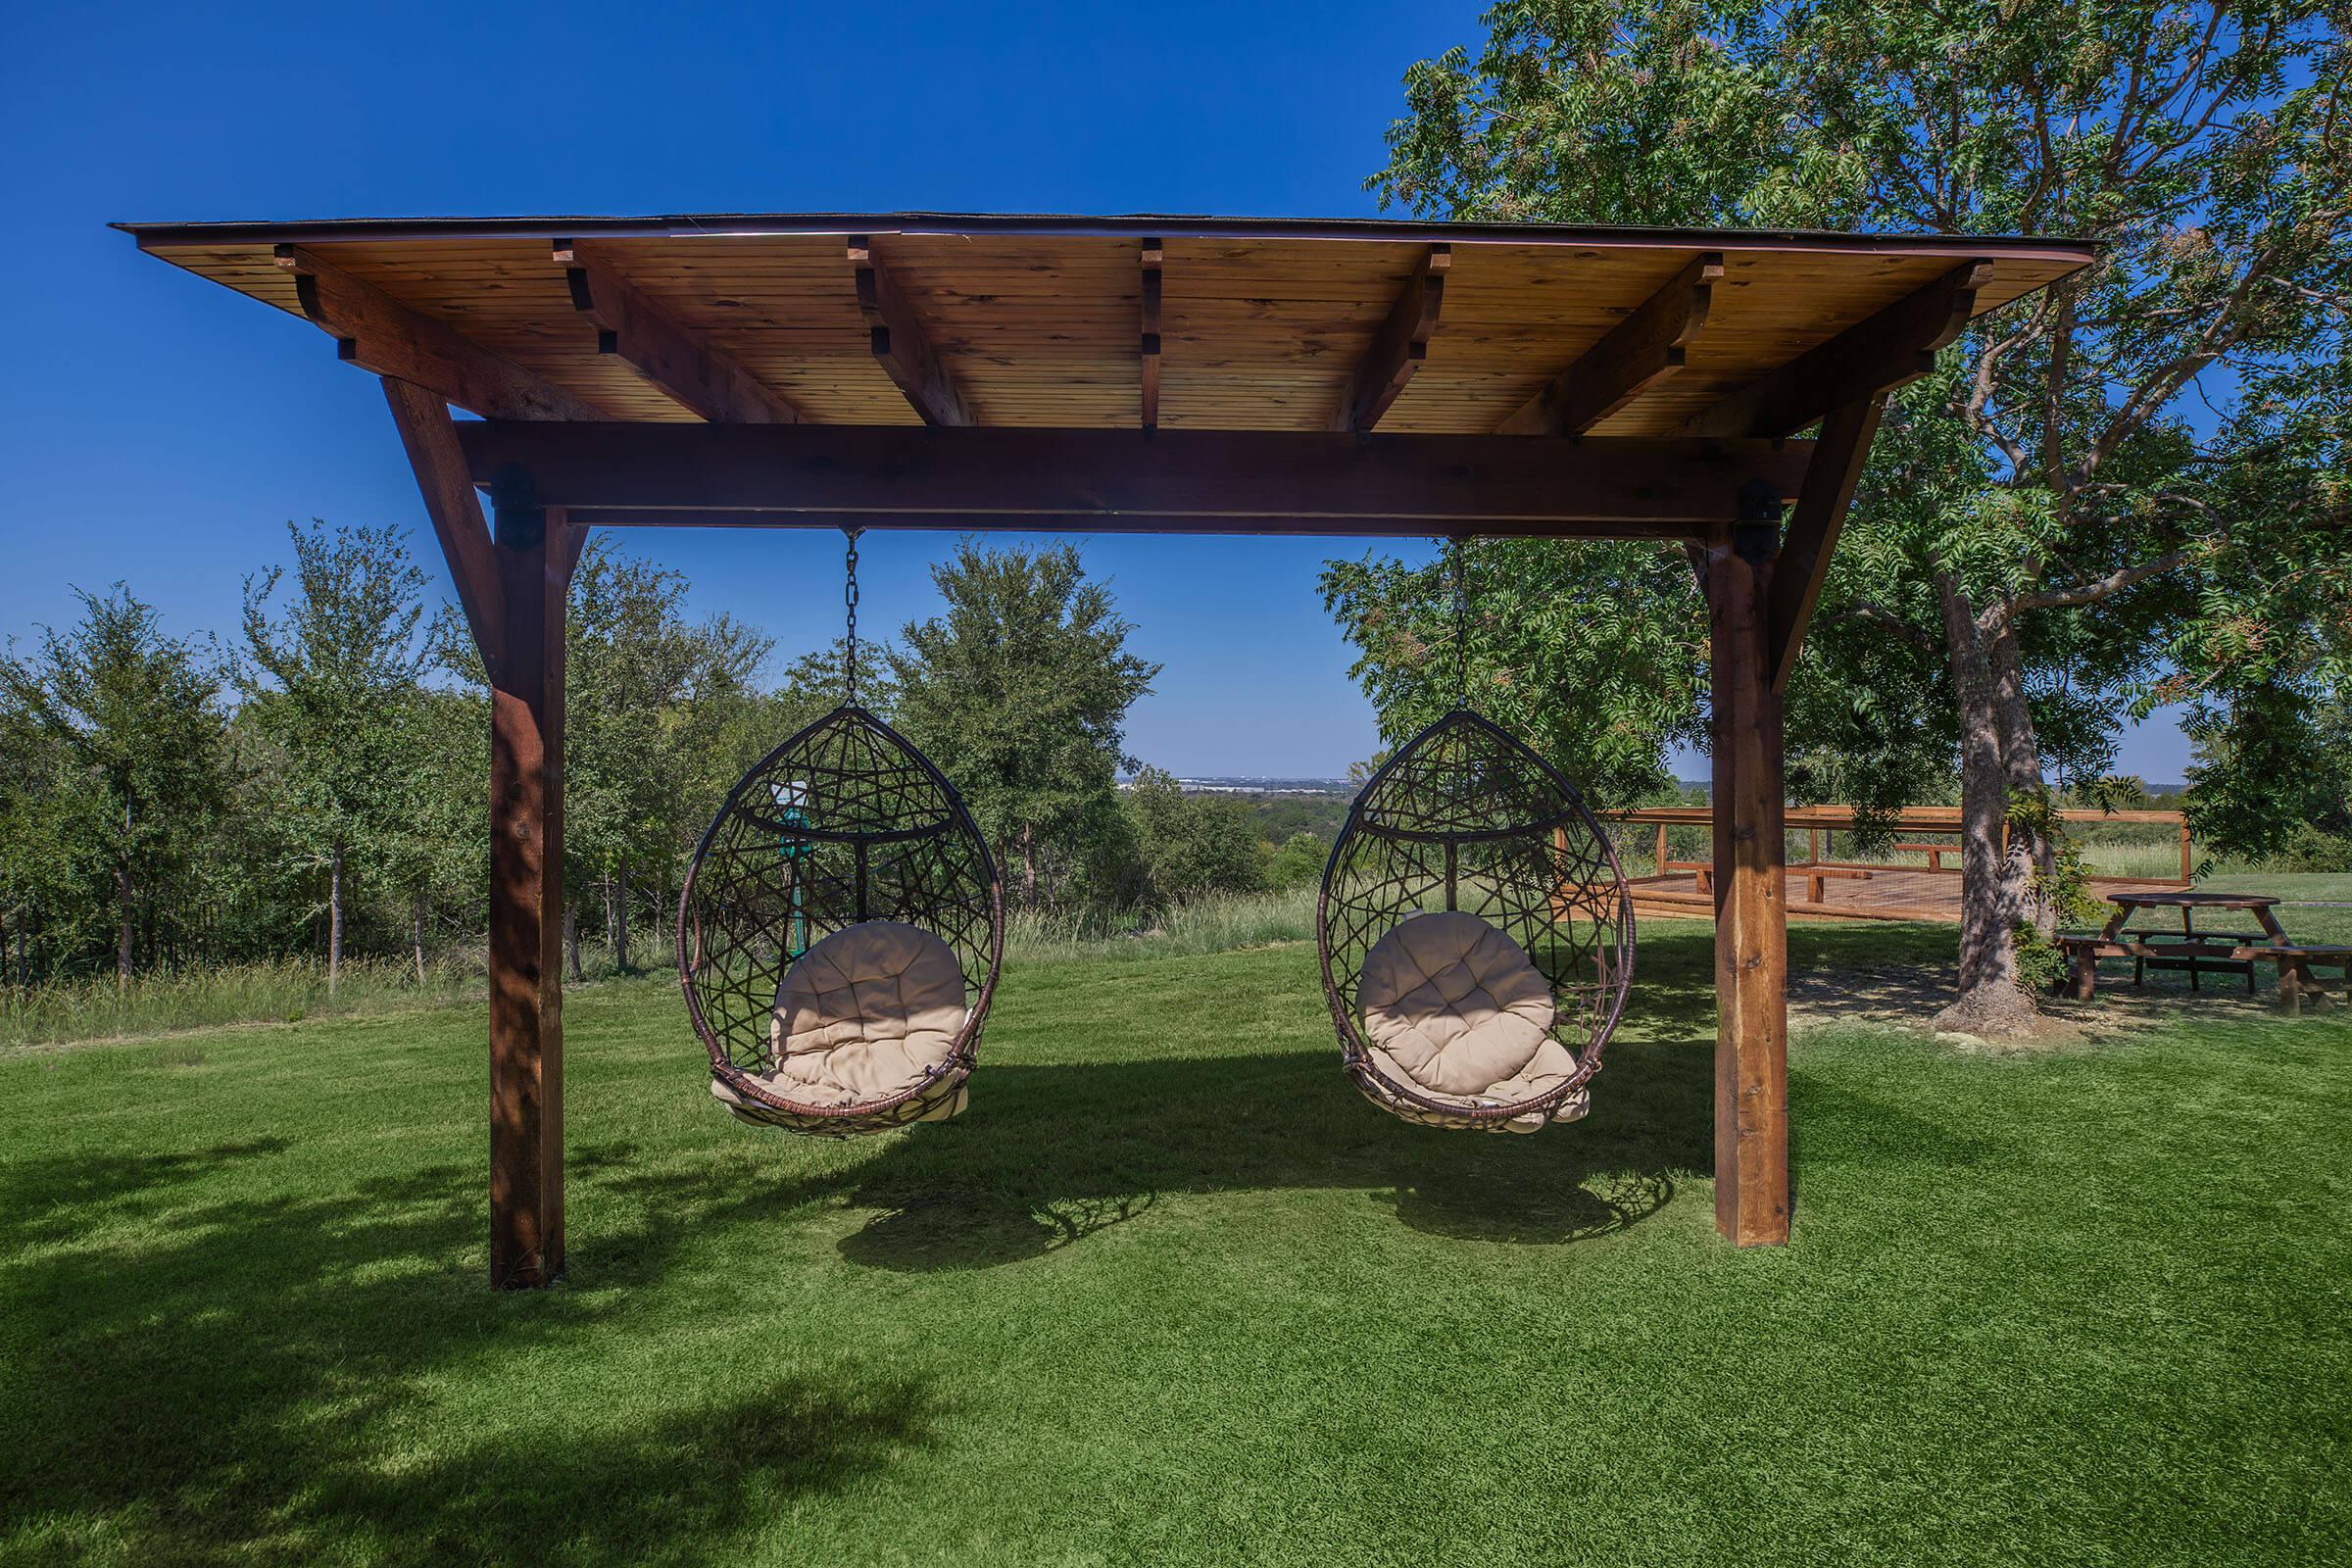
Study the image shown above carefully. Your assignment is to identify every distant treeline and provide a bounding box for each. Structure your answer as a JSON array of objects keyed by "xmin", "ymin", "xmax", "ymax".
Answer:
[{"xmin": 0, "ymin": 526, "xmax": 1304, "ymax": 989}]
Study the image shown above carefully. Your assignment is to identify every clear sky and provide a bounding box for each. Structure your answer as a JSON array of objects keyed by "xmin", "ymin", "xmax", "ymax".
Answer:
[{"xmin": 0, "ymin": 0, "xmax": 2193, "ymax": 782}]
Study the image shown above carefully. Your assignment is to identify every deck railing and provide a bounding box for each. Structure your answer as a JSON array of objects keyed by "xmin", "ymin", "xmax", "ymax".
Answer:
[{"xmin": 1597, "ymin": 805, "xmax": 2193, "ymax": 884}]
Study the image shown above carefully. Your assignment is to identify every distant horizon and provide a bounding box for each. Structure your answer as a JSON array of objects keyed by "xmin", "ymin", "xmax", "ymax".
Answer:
[{"xmin": 1152, "ymin": 772, "xmax": 2196, "ymax": 798}]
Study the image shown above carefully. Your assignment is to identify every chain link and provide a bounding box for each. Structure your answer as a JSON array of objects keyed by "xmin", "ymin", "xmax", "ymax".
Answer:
[
  {"xmin": 1450, "ymin": 535, "xmax": 1471, "ymax": 710},
  {"xmin": 843, "ymin": 526, "xmax": 864, "ymax": 705}
]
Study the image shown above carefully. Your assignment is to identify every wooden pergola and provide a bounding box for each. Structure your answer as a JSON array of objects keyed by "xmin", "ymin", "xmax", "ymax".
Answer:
[{"xmin": 120, "ymin": 212, "xmax": 2094, "ymax": 1285}]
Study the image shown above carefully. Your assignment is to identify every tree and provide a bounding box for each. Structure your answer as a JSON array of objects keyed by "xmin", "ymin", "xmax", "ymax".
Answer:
[
  {"xmin": 381, "ymin": 686, "xmax": 487, "ymax": 982},
  {"xmin": 1266, "ymin": 830, "xmax": 1329, "ymax": 891},
  {"xmin": 1, "ymin": 587, "xmax": 226, "ymax": 981},
  {"xmin": 0, "ymin": 688, "xmax": 71, "ymax": 987},
  {"xmin": 238, "ymin": 521, "xmax": 431, "ymax": 994},
  {"xmin": 431, "ymin": 542, "xmax": 773, "ymax": 977},
  {"xmin": 1122, "ymin": 767, "xmax": 1267, "ymax": 905},
  {"xmin": 888, "ymin": 543, "xmax": 1159, "ymax": 908},
  {"xmin": 1369, "ymin": 0, "xmax": 2352, "ymax": 1032},
  {"xmin": 1322, "ymin": 538, "xmax": 1706, "ymax": 808}
]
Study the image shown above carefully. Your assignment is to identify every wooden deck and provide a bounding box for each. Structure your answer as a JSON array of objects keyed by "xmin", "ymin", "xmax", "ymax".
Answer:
[{"xmin": 1629, "ymin": 863, "xmax": 2191, "ymax": 924}]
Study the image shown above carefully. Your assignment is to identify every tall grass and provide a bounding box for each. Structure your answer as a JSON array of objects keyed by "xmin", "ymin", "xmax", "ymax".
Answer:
[
  {"xmin": 3, "ymin": 899, "xmax": 1336, "ymax": 1049},
  {"xmin": 0, "ymin": 954, "xmax": 489, "ymax": 1050},
  {"xmin": 1004, "ymin": 887, "xmax": 1318, "ymax": 963}
]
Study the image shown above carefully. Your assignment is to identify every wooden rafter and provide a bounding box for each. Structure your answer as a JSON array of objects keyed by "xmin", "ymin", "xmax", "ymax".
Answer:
[
  {"xmin": 1140, "ymin": 238, "xmax": 1162, "ymax": 432},
  {"xmin": 1766, "ymin": 396, "xmax": 1886, "ymax": 693},
  {"xmin": 555, "ymin": 241, "xmax": 804, "ymax": 424},
  {"xmin": 1330, "ymin": 245, "xmax": 1450, "ymax": 433},
  {"xmin": 1683, "ymin": 260, "xmax": 1990, "ymax": 439},
  {"xmin": 1497, "ymin": 252, "xmax": 1722, "ymax": 435},
  {"xmin": 270, "ymin": 245, "xmax": 605, "ymax": 422},
  {"xmin": 454, "ymin": 421, "xmax": 1813, "ymax": 534},
  {"xmin": 849, "ymin": 236, "xmax": 973, "ymax": 426}
]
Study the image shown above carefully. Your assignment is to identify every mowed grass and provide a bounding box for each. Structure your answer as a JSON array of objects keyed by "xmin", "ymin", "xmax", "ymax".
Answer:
[{"xmin": 3, "ymin": 922, "xmax": 2348, "ymax": 1566}]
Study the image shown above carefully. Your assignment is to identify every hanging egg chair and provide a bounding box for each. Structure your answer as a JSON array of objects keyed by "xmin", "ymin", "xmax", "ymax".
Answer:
[
  {"xmin": 678, "ymin": 533, "xmax": 1003, "ymax": 1136},
  {"xmin": 1317, "ymin": 547, "xmax": 1634, "ymax": 1133}
]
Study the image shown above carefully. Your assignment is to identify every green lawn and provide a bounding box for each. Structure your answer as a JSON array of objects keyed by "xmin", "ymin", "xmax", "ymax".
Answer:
[{"xmin": 4, "ymin": 923, "xmax": 2348, "ymax": 1566}]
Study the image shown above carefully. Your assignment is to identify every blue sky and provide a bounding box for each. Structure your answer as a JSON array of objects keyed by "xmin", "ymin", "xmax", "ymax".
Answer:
[{"xmin": 0, "ymin": 0, "xmax": 2193, "ymax": 781}]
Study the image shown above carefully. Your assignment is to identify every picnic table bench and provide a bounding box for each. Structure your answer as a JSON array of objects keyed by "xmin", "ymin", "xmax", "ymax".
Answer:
[{"xmin": 2057, "ymin": 891, "xmax": 2351, "ymax": 1014}]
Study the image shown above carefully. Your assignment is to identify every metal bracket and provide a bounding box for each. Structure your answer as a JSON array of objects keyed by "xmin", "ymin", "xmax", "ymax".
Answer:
[
  {"xmin": 1734, "ymin": 477, "xmax": 1784, "ymax": 565},
  {"xmin": 491, "ymin": 466, "xmax": 544, "ymax": 552}
]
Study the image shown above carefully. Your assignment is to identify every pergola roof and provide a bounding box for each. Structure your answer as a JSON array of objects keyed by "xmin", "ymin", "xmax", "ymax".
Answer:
[
  {"xmin": 118, "ymin": 212, "xmax": 2092, "ymax": 438},
  {"xmin": 115, "ymin": 211, "xmax": 2101, "ymax": 1274}
]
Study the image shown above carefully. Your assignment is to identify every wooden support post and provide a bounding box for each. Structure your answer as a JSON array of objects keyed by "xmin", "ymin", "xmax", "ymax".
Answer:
[
  {"xmin": 485, "ymin": 468, "xmax": 575, "ymax": 1288},
  {"xmin": 1655, "ymin": 820, "xmax": 1669, "ymax": 877},
  {"xmin": 1707, "ymin": 499, "xmax": 1790, "ymax": 1246},
  {"xmin": 2180, "ymin": 819, "xmax": 2194, "ymax": 882}
]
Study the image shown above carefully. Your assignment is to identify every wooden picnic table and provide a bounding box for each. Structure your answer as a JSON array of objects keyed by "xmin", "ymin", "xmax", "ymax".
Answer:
[
  {"xmin": 2099, "ymin": 890, "xmax": 2288, "ymax": 943},
  {"xmin": 2062, "ymin": 890, "xmax": 2352, "ymax": 1012}
]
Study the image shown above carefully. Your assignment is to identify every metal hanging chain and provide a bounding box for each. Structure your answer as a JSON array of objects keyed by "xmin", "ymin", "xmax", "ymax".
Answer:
[
  {"xmin": 842, "ymin": 526, "xmax": 864, "ymax": 706},
  {"xmin": 1450, "ymin": 535, "xmax": 1472, "ymax": 710}
]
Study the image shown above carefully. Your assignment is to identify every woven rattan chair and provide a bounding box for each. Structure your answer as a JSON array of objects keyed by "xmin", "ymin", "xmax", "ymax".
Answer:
[
  {"xmin": 679, "ymin": 704, "xmax": 1004, "ymax": 1136},
  {"xmin": 1318, "ymin": 709, "xmax": 1634, "ymax": 1133}
]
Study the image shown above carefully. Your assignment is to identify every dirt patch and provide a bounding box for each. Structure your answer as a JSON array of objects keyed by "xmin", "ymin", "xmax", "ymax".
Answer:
[{"xmin": 1790, "ymin": 961, "xmax": 2283, "ymax": 1048}]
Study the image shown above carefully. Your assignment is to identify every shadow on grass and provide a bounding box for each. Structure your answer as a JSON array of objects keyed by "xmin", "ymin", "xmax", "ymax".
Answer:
[
  {"xmin": 0, "ymin": 924, "xmax": 1914, "ymax": 1561},
  {"xmin": 840, "ymin": 925, "xmax": 1735, "ymax": 1263},
  {"xmin": 0, "ymin": 1141, "xmax": 941, "ymax": 1566}
]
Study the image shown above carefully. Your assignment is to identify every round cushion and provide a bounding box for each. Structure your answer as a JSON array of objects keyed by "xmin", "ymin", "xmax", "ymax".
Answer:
[
  {"xmin": 744, "ymin": 920, "xmax": 968, "ymax": 1108},
  {"xmin": 1358, "ymin": 911, "xmax": 1582, "ymax": 1129}
]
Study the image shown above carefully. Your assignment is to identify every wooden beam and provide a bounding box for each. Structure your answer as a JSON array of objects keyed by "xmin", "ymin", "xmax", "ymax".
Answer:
[
  {"xmin": 453, "ymin": 422, "xmax": 1817, "ymax": 533},
  {"xmin": 484, "ymin": 474, "xmax": 577, "ymax": 1289},
  {"xmin": 1705, "ymin": 515, "xmax": 1789, "ymax": 1247},
  {"xmin": 381, "ymin": 377, "xmax": 503, "ymax": 671},
  {"xmin": 849, "ymin": 236, "xmax": 974, "ymax": 426},
  {"xmin": 1330, "ymin": 245, "xmax": 1450, "ymax": 432},
  {"xmin": 1684, "ymin": 260, "xmax": 1991, "ymax": 439},
  {"xmin": 1140, "ymin": 238, "xmax": 1162, "ymax": 432},
  {"xmin": 1498, "ymin": 252, "xmax": 1721, "ymax": 435},
  {"xmin": 1766, "ymin": 395, "xmax": 1886, "ymax": 692},
  {"xmin": 270, "ymin": 245, "xmax": 606, "ymax": 422},
  {"xmin": 555, "ymin": 240, "xmax": 804, "ymax": 424},
  {"xmin": 558, "ymin": 509, "xmax": 1705, "ymax": 539}
]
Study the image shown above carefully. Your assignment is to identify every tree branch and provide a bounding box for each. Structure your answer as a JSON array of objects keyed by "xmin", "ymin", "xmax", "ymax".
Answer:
[{"xmin": 2009, "ymin": 549, "xmax": 2196, "ymax": 615}]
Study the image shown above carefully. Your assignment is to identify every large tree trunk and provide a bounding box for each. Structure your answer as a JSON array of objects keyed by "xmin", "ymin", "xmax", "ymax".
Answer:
[
  {"xmin": 1934, "ymin": 574, "xmax": 2040, "ymax": 1036},
  {"xmin": 328, "ymin": 839, "xmax": 345, "ymax": 999},
  {"xmin": 1985, "ymin": 616, "xmax": 2059, "ymax": 940}
]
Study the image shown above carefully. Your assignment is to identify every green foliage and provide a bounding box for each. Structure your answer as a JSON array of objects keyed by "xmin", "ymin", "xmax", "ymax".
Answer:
[
  {"xmin": 562, "ymin": 539, "xmax": 772, "ymax": 963},
  {"xmin": 1365, "ymin": 0, "xmax": 2352, "ymax": 1004},
  {"xmin": 1265, "ymin": 830, "xmax": 1329, "ymax": 891},
  {"xmin": 237, "ymin": 520, "xmax": 433, "ymax": 971},
  {"xmin": 1236, "ymin": 791, "xmax": 1349, "ymax": 846},
  {"xmin": 1321, "ymin": 539, "xmax": 1703, "ymax": 808},
  {"xmin": 889, "ymin": 543, "xmax": 1158, "ymax": 908},
  {"xmin": 1120, "ymin": 768, "xmax": 1267, "ymax": 906},
  {"xmin": 0, "ymin": 586, "xmax": 228, "ymax": 976},
  {"xmin": 2266, "ymin": 822, "xmax": 2352, "ymax": 873}
]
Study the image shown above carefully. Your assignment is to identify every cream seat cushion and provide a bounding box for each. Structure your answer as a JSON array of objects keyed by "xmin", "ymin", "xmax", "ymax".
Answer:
[
  {"xmin": 715, "ymin": 920, "xmax": 969, "ymax": 1114},
  {"xmin": 1357, "ymin": 910, "xmax": 1587, "ymax": 1133}
]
